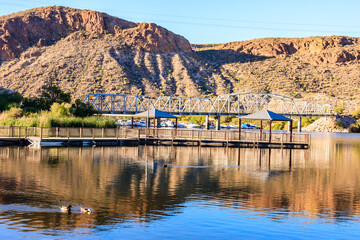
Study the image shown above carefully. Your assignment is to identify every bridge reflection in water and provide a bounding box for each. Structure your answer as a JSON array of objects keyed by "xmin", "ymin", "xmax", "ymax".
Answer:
[{"xmin": 0, "ymin": 135, "xmax": 359, "ymax": 235}]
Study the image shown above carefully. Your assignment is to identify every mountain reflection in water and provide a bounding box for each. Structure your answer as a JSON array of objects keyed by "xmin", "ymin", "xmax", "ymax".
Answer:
[{"xmin": 0, "ymin": 133, "xmax": 360, "ymax": 238}]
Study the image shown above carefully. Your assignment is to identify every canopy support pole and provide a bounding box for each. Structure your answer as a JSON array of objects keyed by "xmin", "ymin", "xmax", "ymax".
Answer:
[
  {"xmin": 260, "ymin": 120, "xmax": 263, "ymax": 141},
  {"xmin": 269, "ymin": 120, "xmax": 272, "ymax": 143},
  {"xmin": 238, "ymin": 118, "xmax": 242, "ymax": 140}
]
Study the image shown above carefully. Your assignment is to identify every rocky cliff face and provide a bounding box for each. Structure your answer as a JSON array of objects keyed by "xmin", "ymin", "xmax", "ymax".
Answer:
[
  {"xmin": 216, "ymin": 36, "xmax": 360, "ymax": 65},
  {"xmin": 0, "ymin": 6, "xmax": 191, "ymax": 60}
]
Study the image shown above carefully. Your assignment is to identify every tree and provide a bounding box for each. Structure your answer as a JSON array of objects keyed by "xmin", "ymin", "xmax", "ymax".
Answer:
[
  {"xmin": 22, "ymin": 86, "xmax": 71, "ymax": 112},
  {"xmin": 41, "ymin": 86, "xmax": 71, "ymax": 104},
  {"xmin": 71, "ymin": 99, "xmax": 96, "ymax": 117},
  {"xmin": 0, "ymin": 92, "xmax": 23, "ymax": 111}
]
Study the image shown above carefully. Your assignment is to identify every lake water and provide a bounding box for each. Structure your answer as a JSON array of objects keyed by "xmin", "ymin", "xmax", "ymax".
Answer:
[{"xmin": 0, "ymin": 133, "xmax": 360, "ymax": 239}]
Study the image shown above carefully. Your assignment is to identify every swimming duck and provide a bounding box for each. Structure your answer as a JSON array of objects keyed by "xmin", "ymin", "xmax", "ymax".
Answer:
[
  {"xmin": 60, "ymin": 205, "xmax": 72, "ymax": 212},
  {"xmin": 80, "ymin": 207, "xmax": 93, "ymax": 214}
]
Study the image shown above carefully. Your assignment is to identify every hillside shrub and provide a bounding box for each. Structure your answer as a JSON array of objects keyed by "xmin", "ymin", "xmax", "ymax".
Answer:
[
  {"xmin": 334, "ymin": 121, "xmax": 345, "ymax": 129},
  {"xmin": 349, "ymin": 121, "xmax": 360, "ymax": 133},
  {"xmin": 334, "ymin": 103, "xmax": 345, "ymax": 115},
  {"xmin": 352, "ymin": 108, "xmax": 360, "ymax": 119}
]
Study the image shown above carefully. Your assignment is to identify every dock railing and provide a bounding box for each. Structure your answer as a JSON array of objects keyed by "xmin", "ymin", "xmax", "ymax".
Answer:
[{"xmin": 0, "ymin": 126, "xmax": 310, "ymax": 144}]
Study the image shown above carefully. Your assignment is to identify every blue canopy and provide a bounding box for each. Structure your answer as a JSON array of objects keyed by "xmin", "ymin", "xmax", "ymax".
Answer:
[
  {"xmin": 240, "ymin": 110, "xmax": 293, "ymax": 121},
  {"xmin": 134, "ymin": 109, "xmax": 177, "ymax": 118}
]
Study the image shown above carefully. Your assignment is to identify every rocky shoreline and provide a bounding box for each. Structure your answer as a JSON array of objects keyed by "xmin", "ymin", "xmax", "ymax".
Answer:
[{"xmin": 302, "ymin": 116, "xmax": 356, "ymax": 133}]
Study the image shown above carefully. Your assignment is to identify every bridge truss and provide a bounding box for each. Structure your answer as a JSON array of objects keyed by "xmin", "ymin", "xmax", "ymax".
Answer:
[{"xmin": 83, "ymin": 92, "xmax": 335, "ymax": 117}]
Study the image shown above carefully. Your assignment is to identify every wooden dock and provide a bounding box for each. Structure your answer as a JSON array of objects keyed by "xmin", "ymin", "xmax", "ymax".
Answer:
[{"xmin": 0, "ymin": 126, "xmax": 310, "ymax": 149}]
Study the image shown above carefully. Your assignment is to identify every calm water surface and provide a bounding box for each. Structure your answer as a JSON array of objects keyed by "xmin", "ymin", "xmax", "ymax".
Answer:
[{"xmin": 0, "ymin": 133, "xmax": 360, "ymax": 239}]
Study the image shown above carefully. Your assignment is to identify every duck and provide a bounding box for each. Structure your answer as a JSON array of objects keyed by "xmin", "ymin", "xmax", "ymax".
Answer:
[
  {"xmin": 60, "ymin": 205, "xmax": 72, "ymax": 212},
  {"xmin": 80, "ymin": 207, "xmax": 93, "ymax": 214}
]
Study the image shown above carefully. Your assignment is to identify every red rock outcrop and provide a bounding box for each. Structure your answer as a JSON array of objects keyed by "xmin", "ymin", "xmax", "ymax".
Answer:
[
  {"xmin": 217, "ymin": 36, "xmax": 360, "ymax": 64},
  {"xmin": 118, "ymin": 22, "xmax": 192, "ymax": 52},
  {"xmin": 0, "ymin": 6, "xmax": 191, "ymax": 60}
]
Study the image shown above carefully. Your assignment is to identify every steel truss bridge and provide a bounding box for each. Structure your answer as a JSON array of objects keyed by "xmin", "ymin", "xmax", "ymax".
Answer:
[{"xmin": 83, "ymin": 92, "xmax": 335, "ymax": 117}]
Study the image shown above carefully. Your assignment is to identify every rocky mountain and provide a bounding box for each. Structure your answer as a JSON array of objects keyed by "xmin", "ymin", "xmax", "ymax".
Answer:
[{"xmin": 0, "ymin": 6, "xmax": 360, "ymax": 108}]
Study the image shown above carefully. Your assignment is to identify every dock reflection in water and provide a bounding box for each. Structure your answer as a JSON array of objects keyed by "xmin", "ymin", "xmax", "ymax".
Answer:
[{"xmin": 0, "ymin": 134, "xmax": 360, "ymax": 238}]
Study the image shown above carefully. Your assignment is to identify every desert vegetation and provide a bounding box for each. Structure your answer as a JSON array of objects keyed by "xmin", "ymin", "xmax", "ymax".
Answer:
[{"xmin": 0, "ymin": 86, "xmax": 116, "ymax": 128}]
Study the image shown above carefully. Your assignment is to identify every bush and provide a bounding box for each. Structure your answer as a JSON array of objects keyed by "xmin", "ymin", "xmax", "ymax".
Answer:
[
  {"xmin": 334, "ymin": 121, "xmax": 345, "ymax": 129},
  {"xmin": 0, "ymin": 92, "xmax": 23, "ymax": 111},
  {"xmin": 352, "ymin": 108, "xmax": 360, "ymax": 119},
  {"xmin": 50, "ymin": 102, "xmax": 72, "ymax": 117},
  {"xmin": 21, "ymin": 86, "xmax": 71, "ymax": 112},
  {"xmin": 0, "ymin": 114, "xmax": 116, "ymax": 128},
  {"xmin": 7, "ymin": 108, "xmax": 23, "ymax": 118},
  {"xmin": 271, "ymin": 121, "xmax": 285, "ymax": 130},
  {"xmin": 349, "ymin": 121, "xmax": 360, "ymax": 132},
  {"xmin": 334, "ymin": 103, "xmax": 345, "ymax": 115},
  {"xmin": 71, "ymin": 99, "xmax": 96, "ymax": 117},
  {"xmin": 302, "ymin": 117, "xmax": 320, "ymax": 127}
]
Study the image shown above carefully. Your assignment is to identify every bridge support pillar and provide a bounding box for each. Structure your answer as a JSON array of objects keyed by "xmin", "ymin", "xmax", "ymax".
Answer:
[
  {"xmin": 216, "ymin": 115, "xmax": 221, "ymax": 131},
  {"xmin": 298, "ymin": 117, "xmax": 302, "ymax": 132},
  {"xmin": 205, "ymin": 116, "xmax": 210, "ymax": 130},
  {"xmin": 157, "ymin": 118, "xmax": 161, "ymax": 128}
]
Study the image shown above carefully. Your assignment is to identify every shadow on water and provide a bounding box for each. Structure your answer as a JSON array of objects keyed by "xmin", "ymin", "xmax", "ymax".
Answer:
[{"xmin": 0, "ymin": 136, "xmax": 360, "ymax": 235}]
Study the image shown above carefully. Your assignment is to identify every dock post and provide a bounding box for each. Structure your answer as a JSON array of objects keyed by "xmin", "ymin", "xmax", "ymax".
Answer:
[
  {"xmin": 92, "ymin": 128, "xmax": 95, "ymax": 140},
  {"xmin": 25, "ymin": 127, "xmax": 27, "ymax": 138},
  {"xmin": 216, "ymin": 115, "xmax": 221, "ymax": 130},
  {"xmin": 11, "ymin": 126, "xmax": 14, "ymax": 137},
  {"xmin": 18, "ymin": 127, "xmax": 21, "ymax": 139},
  {"xmin": 198, "ymin": 130, "xmax": 201, "ymax": 146},
  {"xmin": 205, "ymin": 115, "xmax": 210, "ymax": 130},
  {"xmin": 56, "ymin": 127, "xmax": 59, "ymax": 137},
  {"xmin": 80, "ymin": 127, "xmax": 82, "ymax": 138},
  {"xmin": 116, "ymin": 127, "xmax": 119, "ymax": 140},
  {"xmin": 102, "ymin": 128, "xmax": 104, "ymax": 138},
  {"xmin": 67, "ymin": 128, "xmax": 69, "ymax": 140},
  {"xmin": 8, "ymin": 126, "xmax": 10, "ymax": 137},
  {"xmin": 40, "ymin": 127, "xmax": 43, "ymax": 141},
  {"xmin": 138, "ymin": 129, "xmax": 140, "ymax": 142}
]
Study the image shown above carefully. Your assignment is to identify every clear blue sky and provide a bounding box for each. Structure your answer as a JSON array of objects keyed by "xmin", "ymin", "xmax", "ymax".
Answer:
[{"xmin": 1, "ymin": 0, "xmax": 360, "ymax": 43}]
